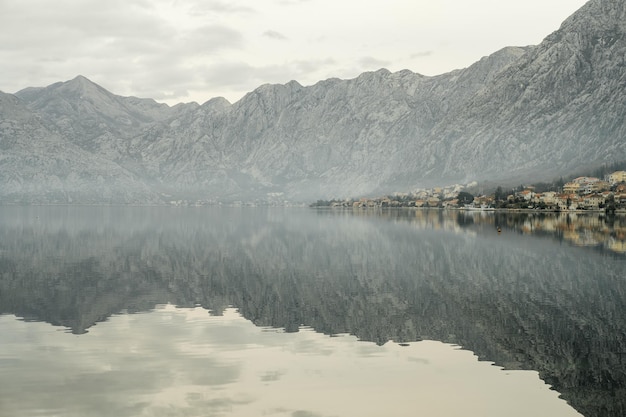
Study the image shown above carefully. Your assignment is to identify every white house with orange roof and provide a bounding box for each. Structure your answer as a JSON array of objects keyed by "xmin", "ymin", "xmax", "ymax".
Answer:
[{"xmin": 517, "ymin": 189, "xmax": 535, "ymax": 201}]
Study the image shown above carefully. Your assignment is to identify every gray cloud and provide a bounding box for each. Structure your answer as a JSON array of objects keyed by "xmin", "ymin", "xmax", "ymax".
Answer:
[
  {"xmin": 358, "ymin": 56, "xmax": 391, "ymax": 69},
  {"xmin": 263, "ymin": 30, "xmax": 289, "ymax": 40},
  {"xmin": 1, "ymin": 0, "xmax": 165, "ymax": 48},
  {"xmin": 202, "ymin": 62, "xmax": 263, "ymax": 90},
  {"xmin": 181, "ymin": 25, "xmax": 245, "ymax": 53},
  {"xmin": 293, "ymin": 58, "xmax": 336, "ymax": 74}
]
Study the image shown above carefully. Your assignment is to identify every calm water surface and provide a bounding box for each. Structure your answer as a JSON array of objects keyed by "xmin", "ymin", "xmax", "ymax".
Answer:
[{"xmin": 1, "ymin": 206, "xmax": 625, "ymax": 417}]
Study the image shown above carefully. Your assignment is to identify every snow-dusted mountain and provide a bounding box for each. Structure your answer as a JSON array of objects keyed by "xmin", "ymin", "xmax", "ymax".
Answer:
[{"xmin": 2, "ymin": 0, "xmax": 626, "ymax": 204}]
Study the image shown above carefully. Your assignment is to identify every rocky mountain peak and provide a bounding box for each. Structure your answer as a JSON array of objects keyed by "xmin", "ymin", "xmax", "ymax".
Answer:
[
  {"xmin": 65, "ymin": 74, "xmax": 104, "ymax": 92},
  {"xmin": 34, "ymin": 75, "xmax": 114, "ymax": 107},
  {"xmin": 560, "ymin": 0, "xmax": 626, "ymax": 30},
  {"xmin": 201, "ymin": 96, "xmax": 231, "ymax": 109}
]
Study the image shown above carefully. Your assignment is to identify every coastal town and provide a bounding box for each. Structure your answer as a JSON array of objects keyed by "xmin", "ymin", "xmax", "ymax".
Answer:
[{"xmin": 312, "ymin": 170, "xmax": 626, "ymax": 213}]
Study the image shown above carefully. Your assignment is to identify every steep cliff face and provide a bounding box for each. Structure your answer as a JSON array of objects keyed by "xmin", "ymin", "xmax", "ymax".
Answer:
[{"xmin": 1, "ymin": 0, "xmax": 626, "ymax": 203}]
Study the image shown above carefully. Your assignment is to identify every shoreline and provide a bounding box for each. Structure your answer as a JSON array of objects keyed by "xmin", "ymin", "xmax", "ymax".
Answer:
[{"xmin": 311, "ymin": 206, "xmax": 626, "ymax": 215}]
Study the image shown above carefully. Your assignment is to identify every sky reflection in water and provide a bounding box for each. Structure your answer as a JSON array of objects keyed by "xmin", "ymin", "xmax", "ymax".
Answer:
[{"xmin": 0, "ymin": 305, "xmax": 581, "ymax": 417}]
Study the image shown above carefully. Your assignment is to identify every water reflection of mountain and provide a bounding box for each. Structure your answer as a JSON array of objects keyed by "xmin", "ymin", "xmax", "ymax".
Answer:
[{"xmin": 0, "ymin": 206, "xmax": 625, "ymax": 417}]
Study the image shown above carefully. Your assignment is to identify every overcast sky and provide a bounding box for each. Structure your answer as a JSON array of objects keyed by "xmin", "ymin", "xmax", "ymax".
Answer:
[{"xmin": 0, "ymin": 0, "xmax": 588, "ymax": 105}]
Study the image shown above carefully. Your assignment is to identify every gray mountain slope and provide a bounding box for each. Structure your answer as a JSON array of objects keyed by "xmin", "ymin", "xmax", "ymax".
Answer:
[
  {"xmin": 2, "ymin": 0, "xmax": 625, "ymax": 203},
  {"xmin": 15, "ymin": 76, "xmax": 198, "ymax": 161},
  {"xmin": 0, "ymin": 90, "xmax": 161, "ymax": 204},
  {"xmin": 427, "ymin": 0, "xmax": 626, "ymax": 183},
  {"xmin": 141, "ymin": 47, "xmax": 527, "ymax": 200}
]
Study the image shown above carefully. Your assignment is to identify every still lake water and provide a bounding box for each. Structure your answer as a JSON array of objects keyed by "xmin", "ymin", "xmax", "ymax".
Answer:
[{"xmin": 1, "ymin": 206, "xmax": 625, "ymax": 417}]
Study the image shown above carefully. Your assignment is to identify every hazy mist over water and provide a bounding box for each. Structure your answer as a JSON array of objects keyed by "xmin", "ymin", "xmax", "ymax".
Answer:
[{"xmin": 1, "ymin": 206, "xmax": 625, "ymax": 417}]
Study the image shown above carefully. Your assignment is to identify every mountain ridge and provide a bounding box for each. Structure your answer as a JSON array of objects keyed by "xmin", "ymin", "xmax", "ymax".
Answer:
[
  {"xmin": 430, "ymin": 0, "xmax": 626, "ymax": 182},
  {"xmin": 2, "ymin": 0, "xmax": 625, "ymax": 203}
]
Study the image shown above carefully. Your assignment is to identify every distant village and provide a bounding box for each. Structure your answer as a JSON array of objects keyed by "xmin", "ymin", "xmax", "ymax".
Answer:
[{"xmin": 312, "ymin": 170, "xmax": 626, "ymax": 214}]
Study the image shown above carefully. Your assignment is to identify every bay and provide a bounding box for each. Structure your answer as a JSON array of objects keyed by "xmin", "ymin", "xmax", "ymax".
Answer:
[{"xmin": 1, "ymin": 206, "xmax": 625, "ymax": 417}]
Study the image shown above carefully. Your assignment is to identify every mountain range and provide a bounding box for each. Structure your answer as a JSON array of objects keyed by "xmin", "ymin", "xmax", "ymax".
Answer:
[{"xmin": 1, "ymin": 0, "xmax": 626, "ymax": 204}]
